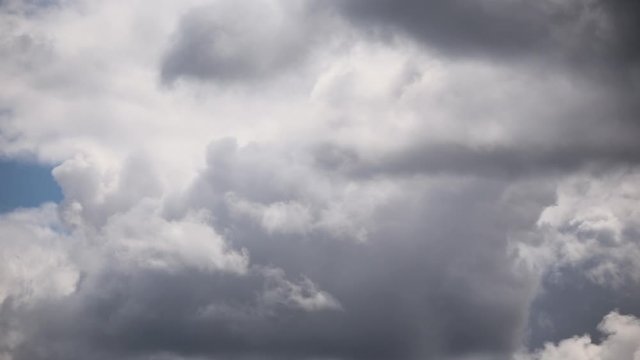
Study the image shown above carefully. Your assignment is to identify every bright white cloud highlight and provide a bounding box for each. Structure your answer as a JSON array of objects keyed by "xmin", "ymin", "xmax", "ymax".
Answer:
[
  {"xmin": 514, "ymin": 168, "xmax": 640, "ymax": 287},
  {"xmin": 517, "ymin": 312, "xmax": 640, "ymax": 360}
]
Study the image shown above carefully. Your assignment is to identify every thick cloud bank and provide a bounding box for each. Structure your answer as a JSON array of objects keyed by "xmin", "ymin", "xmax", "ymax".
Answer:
[{"xmin": 1, "ymin": 0, "xmax": 639, "ymax": 359}]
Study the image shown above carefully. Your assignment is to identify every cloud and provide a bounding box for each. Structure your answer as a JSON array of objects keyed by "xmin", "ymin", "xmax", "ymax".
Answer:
[
  {"xmin": 180, "ymin": 141, "xmax": 546, "ymax": 358},
  {"xmin": 0, "ymin": 199, "xmax": 344, "ymax": 360},
  {"xmin": 331, "ymin": 0, "xmax": 640, "ymax": 146},
  {"xmin": 334, "ymin": 0, "xmax": 640, "ymax": 73},
  {"xmin": 517, "ymin": 311, "xmax": 640, "ymax": 360},
  {"xmin": 337, "ymin": 0, "xmax": 551, "ymax": 57},
  {"xmin": 160, "ymin": 0, "xmax": 332, "ymax": 84},
  {"xmin": 514, "ymin": 168, "xmax": 640, "ymax": 287},
  {"xmin": 260, "ymin": 267, "xmax": 342, "ymax": 312},
  {"xmin": 0, "ymin": 0, "xmax": 61, "ymax": 15},
  {"xmin": 0, "ymin": 204, "xmax": 78, "ymax": 306},
  {"xmin": 0, "ymin": 138, "xmax": 547, "ymax": 359},
  {"xmin": 510, "ymin": 168, "xmax": 640, "ymax": 349},
  {"xmin": 0, "ymin": 0, "xmax": 639, "ymax": 359},
  {"xmin": 304, "ymin": 41, "xmax": 640, "ymax": 179}
]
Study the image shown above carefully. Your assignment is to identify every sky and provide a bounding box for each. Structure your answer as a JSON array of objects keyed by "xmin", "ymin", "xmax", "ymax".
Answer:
[
  {"xmin": 0, "ymin": 160, "xmax": 61, "ymax": 213},
  {"xmin": 0, "ymin": 0, "xmax": 640, "ymax": 359}
]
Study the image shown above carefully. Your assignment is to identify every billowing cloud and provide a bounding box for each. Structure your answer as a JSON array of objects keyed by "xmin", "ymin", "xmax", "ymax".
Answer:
[
  {"xmin": 160, "ymin": 0, "xmax": 334, "ymax": 84},
  {"xmin": 517, "ymin": 311, "xmax": 640, "ymax": 360},
  {"xmin": 1, "ymin": 0, "xmax": 639, "ymax": 359},
  {"xmin": 0, "ymin": 205, "xmax": 78, "ymax": 306},
  {"xmin": 515, "ymin": 168, "xmax": 640, "ymax": 287}
]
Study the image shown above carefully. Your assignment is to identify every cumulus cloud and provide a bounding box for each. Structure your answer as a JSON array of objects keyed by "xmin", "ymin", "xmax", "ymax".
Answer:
[
  {"xmin": 260, "ymin": 268, "xmax": 342, "ymax": 312},
  {"xmin": 515, "ymin": 168, "xmax": 640, "ymax": 287},
  {"xmin": 517, "ymin": 311, "xmax": 640, "ymax": 360},
  {"xmin": 0, "ymin": 198, "xmax": 344, "ymax": 360},
  {"xmin": 160, "ymin": 0, "xmax": 333, "ymax": 84},
  {"xmin": 0, "ymin": 0, "xmax": 639, "ymax": 359},
  {"xmin": 0, "ymin": 204, "xmax": 78, "ymax": 306}
]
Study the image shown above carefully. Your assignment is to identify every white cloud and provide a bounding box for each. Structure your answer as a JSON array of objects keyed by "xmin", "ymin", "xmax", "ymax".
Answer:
[
  {"xmin": 101, "ymin": 200, "xmax": 249, "ymax": 274},
  {"xmin": 0, "ymin": 0, "xmax": 639, "ymax": 359},
  {"xmin": 517, "ymin": 312, "xmax": 640, "ymax": 360},
  {"xmin": 0, "ymin": 205, "xmax": 79, "ymax": 360},
  {"xmin": 513, "ymin": 168, "xmax": 640, "ymax": 287},
  {"xmin": 261, "ymin": 267, "xmax": 342, "ymax": 312},
  {"xmin": 226, "ymin": 194, "xmax": 314, "ymax": 235},
  {"xmin": 0, "ymin": 204, "xmax": 79, "ymax": 306}
]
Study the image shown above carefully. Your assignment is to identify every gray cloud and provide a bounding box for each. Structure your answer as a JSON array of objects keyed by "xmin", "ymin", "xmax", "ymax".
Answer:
[
  {"xmin": 325, "ymin": 0, "xmax": 640, "ymax": 181},
  {"xmin": 335, "ymin": 0, "xmax": 640, "ymax": 72},
  {"xmin": 315, "ymin": 142, "xmax": 640, "ymax": 180},
  {"xmin": 0, "ymin": 0, "xmax": 61, "ymax": 15},
  {"xmin": 8, "ymin": 267, "xmax": 343, "ymax": 360},
  {"xmin": 160, "ymin": 0, "xmax": 330, "ymax": 84},
  {"xmin": 337, "ymin": 0, "xmax": 548, "ymax": 57},
  {"xmin": 163, "ymin": 138, "xmax": 546, "ymax": 359},
  {"xmin": 0, "ymin": 138, "xmax": 549, "ymax": 360},
  {"xmin": 517, "ymin": 311, "xmax": 640, "ymax": 360},
  {"xmin": 2, "ymin": 0, "xmax": 640, "ymax": 359}
]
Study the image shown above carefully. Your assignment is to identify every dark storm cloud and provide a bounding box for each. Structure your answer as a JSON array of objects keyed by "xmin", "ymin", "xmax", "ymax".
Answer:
[
  {"xmin": 4, "ymin": 247, "xmax": 527, "ymax": 360},
  {"xmin": 313, "ymin": 141, "xmax": 640, "ymax": 180},
  {"xmin": 162, "ymin": 0, "xmax": 640, "ymax": 85},
  {"xmin": 7, "ymin": 264, "xmax": 344, "ymax": 360},
  {"xmin": 599, "ymin": 0, "xmax": 640, "ymax": 67},
  {"xmin": 335, "ymin": 0, "xmax": 640, "ymax": 72},
  {"xmin": 2, "ymin": 139, "xmax": 548, "ymax": 360},
  {"xmin": 8, "ymin": 133, "xmax": 628, "ymax": 359},
  {"xmin": 160, "ymin": 0, "xmax": 328, "ymax": 84},
  {"xmin": 337, "ymin": 0, "xmax": 548, "ymax": 57},
  {"xmin": 160, "ymin": 139, "xmax": 546, "ymax": 359}
]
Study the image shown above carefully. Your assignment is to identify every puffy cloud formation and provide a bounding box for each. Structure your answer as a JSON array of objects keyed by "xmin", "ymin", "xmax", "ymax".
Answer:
[
  {"xmin": 160, "ymin": 0, "xmax": 333, "ymax": 84},
  {"xmin": 0, "ymin": 205, "xmax": 78, "ymax": 306},
  {"xmin": 0, "ymin": 0, "xmax": 639, "ymax": 359},
  {"xmin": 517, "ymin": 311, "xmax": 640, "ymax": 360},
  {"xmin": 516, "ymin": 168, "xmax": 640, "ymax": 287}
]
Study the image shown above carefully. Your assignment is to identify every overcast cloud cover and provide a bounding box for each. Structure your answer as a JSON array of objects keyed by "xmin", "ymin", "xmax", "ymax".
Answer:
[{"xmin": 1, "ymin": 0, "xmax": 640, "ymax": 359}]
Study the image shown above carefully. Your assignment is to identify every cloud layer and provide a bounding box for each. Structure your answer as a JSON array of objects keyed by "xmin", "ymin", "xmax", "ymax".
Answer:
[{"xmin": 1, "ymin": 0, "xmax": 639, "ymax": 359}]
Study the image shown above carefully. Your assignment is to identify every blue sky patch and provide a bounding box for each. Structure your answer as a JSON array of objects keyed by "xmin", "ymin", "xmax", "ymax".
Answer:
[{"xmin": 0, "ymin": 159, "xmax": 63, "ymax": 213}]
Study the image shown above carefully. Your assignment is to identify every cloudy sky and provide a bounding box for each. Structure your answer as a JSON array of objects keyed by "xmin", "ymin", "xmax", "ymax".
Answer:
[{"xmin": 1, "ymin": 0, "xmax": 640, "ymax": 359}]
